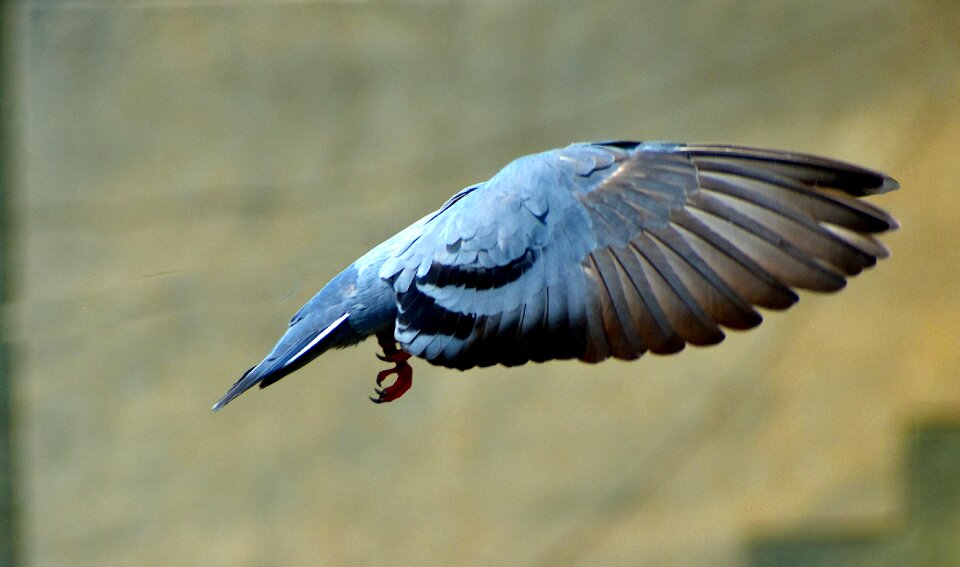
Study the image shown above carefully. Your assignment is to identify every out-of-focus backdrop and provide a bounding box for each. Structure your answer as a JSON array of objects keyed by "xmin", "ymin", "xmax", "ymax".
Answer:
[{"xmin": 2, "ymin": 1, "xmax": 958, "ymax": 566}]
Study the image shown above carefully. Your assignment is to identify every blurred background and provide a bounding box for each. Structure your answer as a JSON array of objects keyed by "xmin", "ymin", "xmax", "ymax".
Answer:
[{"xmin": 1, "ymin": 1, "xmax": 958, "ymax": 566}]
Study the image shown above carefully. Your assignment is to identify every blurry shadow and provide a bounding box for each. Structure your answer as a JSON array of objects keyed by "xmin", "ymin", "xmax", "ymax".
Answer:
[{"xmin": 748, "ymin": 422, "xmax": 960, "ymax": 567}]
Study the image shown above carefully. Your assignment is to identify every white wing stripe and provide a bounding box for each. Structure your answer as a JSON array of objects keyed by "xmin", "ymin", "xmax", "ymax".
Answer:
[{"xmin": 284, "ymin": 313, "xmax": 350, "ymax": 368}]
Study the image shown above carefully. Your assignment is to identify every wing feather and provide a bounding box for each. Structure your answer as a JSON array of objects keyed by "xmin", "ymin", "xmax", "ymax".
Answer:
[
  {"xmin": 647, "ymin": 226, "xmax": 761, "ymax": 330},
  {"xmin": 630, "ymin": 234, "xmax": 725, "ymax": 346},
  {"xmin": 687, "ymin": 190, "xmax": 848, "ymax": 291},
  {"xmin": 608, "ymin": 245, "xmax": 685, "ymax": 354},
  {"xmin": 380, "ymin": 142, "xmax": 898, "ymax": 369},
  {"xmin": 588, "ymin": 250, "xmax": 645, "ymax": 358}
]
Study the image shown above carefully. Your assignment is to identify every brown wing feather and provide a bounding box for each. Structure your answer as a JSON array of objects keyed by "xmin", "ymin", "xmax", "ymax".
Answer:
[{"xmin": 573, "ymin": 143, "xmax": 897, "ymax": 363}]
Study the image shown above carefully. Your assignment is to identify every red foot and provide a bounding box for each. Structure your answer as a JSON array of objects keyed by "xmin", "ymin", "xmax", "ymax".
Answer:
[
  {"xmin": 371, "ymin": 361, "xmax": 413, "ymax": 404},
  {"xmin": 371, "ymin": 331, "xmax": 414, "ymax": 404}
]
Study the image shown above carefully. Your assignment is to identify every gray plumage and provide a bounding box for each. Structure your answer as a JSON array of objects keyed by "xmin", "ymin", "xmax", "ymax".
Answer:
[{"xmin": 213, "ymin": 141, "xmax": 898, "ymax": 410}]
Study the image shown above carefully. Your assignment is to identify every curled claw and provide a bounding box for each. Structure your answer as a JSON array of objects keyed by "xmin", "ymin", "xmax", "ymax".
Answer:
[
  {"xmin": 375, "ymin": 366, "xmax": 393, "ymax": 387},
  {"xmin": 370, "ymin": 360, "xmax": 413, "ymax": 404},
  {"xmin": 370, "ymin": 330, "xmax": 414, "ymax": 403}
]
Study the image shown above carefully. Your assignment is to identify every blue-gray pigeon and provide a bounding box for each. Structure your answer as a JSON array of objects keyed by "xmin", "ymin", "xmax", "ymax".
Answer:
[{"xmin": 213, "ymin": 141, "xmax": 898, "ymax": 410}]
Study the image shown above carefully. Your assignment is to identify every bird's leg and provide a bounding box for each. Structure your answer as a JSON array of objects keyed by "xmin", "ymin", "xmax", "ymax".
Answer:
[{"xmin": 370, "ymin": 331, "xmax": 413, "ymax": 404}]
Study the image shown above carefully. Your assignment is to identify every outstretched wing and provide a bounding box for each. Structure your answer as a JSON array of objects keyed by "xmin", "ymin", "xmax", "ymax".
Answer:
[{"xmin": 379, "ymin": 142, "xmax": 898, "ymax": 370}]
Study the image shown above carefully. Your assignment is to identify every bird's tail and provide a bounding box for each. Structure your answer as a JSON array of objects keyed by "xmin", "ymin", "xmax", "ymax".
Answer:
[
  {"xmin": 211, "ymin": 364, "xmax": 267, "ymax": 412},
  {"xmin": 212, "ymin": 312, "xmax": 350, "ymax": 411}
]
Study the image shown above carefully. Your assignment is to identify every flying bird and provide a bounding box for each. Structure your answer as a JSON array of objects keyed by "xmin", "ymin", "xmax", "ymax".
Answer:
[{"xmin": 213, "ymin": 141, "xmax": 898, "ymax": 410}]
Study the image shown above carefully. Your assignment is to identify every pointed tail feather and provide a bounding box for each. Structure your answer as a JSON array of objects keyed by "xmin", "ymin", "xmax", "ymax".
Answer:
[
  {"xmin": 212, "ymin": 364, "xmax": 269, "ymax": 412},
  {"xmin": 212, "ymin": 313, "xmax": 350, "ymax": 411}
]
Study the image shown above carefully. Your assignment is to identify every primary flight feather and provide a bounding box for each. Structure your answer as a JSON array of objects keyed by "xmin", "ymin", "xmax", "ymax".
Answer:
[{"xmin": 213, "ymin": 141, "xmax": 898, "ymax": 410}]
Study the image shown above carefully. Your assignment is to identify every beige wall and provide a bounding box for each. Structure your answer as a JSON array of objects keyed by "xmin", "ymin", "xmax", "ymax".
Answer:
[{"xmin": 8, "ymin": 1, "xmax": 959, "ymax": 565}]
